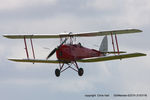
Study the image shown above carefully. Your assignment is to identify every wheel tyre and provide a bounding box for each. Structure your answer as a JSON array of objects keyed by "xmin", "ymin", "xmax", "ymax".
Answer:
[
  {"xmin": 55, "ymin": 69, "xmax": 60, "ymax": 77},
  {"xmin": 78, "ymin": 68, "xmax": 84, "ymax": 76}
]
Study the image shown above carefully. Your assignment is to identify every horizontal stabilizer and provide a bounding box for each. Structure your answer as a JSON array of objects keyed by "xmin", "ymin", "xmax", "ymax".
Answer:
[
  {"xmin": 77, "ymin": 53, "xmax": 146, "ymax": 63},
  {"xmin": 3, "ymin": 29, "xmax": 142, "ymax": 39},
  {"xmin": 8, "ymin": 58, "xmax": 59, "ymax": 64}
]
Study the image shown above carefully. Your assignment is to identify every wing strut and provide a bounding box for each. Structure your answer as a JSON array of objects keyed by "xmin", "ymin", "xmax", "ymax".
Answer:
[
  {"xmin": 24, "ymin": 37, "xmax": 29, "ymax": 59},
  {"xmin": 23, "ymin": 37, "xmax": 36, "ymax": 60},
  {"xmin": 111, "ymin": 33, "xmax": 116, "ymax": 55},
  {"xmin": 115, "ymin": 34, "xmax": 120, "ymax": 55},
  {"xmin": 111, "ymin": 33, "xmax": 120, "ymax": 55},
  {"xmin": 30, "ymin": 38, "xmax": 35, "ymax": 59}
]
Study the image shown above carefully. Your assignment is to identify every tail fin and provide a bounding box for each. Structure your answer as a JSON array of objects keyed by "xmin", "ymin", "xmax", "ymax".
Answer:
[
  {"xmin": 99, "ymin": 35, "xmax": 108, "ymax": 52},
  {"xmin": 99, "ymin": 36, "xmax": 126, "ymax": 55}
]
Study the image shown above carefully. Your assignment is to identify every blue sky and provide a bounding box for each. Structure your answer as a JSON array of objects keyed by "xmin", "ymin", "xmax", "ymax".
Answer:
[{"xmin": 0, "ymin": 0, "xmax": 150, "ymax": 100}]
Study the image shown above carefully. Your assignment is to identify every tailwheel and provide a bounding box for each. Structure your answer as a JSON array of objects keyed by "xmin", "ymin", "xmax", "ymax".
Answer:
[
  {"xmin": 55, "ymin": 69, "xmax": 60, "ymax": 77},
  {"xmin": 78, "ymin": 68, "xmax": 84, "ymax": 76}
]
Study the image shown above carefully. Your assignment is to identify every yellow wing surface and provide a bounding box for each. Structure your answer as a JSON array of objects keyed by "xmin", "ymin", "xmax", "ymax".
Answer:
[
  {"xmin": 3, "ymin": 29, "xmax": 142, "ymax": 39},
  {"xmin": 78, "ymin": 53, "xmax": 146, "ymax": 62},
  {"xmin": 8, "ymin": 59, "xmax": 59, "ymax": 64},
  {"xmin": 8, "ymin": 53, "xmax": 146, "ymax": 64}
]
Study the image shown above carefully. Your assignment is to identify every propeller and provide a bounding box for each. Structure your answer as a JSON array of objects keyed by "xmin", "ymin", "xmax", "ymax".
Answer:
[{"xmin": 46, "ymin": 38, "xmax": 68, "ymax": 59}]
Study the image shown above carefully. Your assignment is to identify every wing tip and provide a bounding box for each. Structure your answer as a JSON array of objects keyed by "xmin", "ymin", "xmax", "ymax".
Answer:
[
  {"xmin": 138, "ymin": 53, "xmax": 146, "ymax": 56},
  {"xmin": 8, "ymin": 58, "xmax": 19, "ymax": 62},
  {"xmin": 3, "ymin": 35, "xmax": 7, "ymax": 38},
  {"xmin": 3, "ymin": 35, "xmax": 13, "ymax": 39},
  {"xmin": 133, "ymin": 29, "xmax": 143, "ymax": 32}
]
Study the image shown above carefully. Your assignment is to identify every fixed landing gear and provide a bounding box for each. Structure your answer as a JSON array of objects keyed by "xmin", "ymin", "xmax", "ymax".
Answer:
[
  {"xmin": 78, "ymin": 68, "xmax": 84, "ymax": 76},
  {"xmin": 55, "ymin": 61, "xmax": 84, "ymax": 77},
  {"xmin": 55, "ymin": 69, "xmax": 60, "ymax": 77}
]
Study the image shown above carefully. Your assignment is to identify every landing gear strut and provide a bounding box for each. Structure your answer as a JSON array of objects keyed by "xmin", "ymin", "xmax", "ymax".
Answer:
[{"xmin": 55, "ymin": 61, "xmax": 84, "ymax": 77}]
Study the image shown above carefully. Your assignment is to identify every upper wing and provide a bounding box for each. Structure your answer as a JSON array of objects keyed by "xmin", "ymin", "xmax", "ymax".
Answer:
[
  {"xmin": 3, "ymin": 34, "xmax": 60, "ymax": 39},
  {"xmin": 75, "ymin": 29, "xmax": 142, "ymax": 37},
  {"xmin": 8, "ymin": 58, "xmax": 59, "ymax": 64},
  {"xmin": 77, "ymin": 53, "xmax": 146, "ymax": 63},
  {"xmin": 3, "ymin": 29, "xmax": 142, "ymax": 39}
]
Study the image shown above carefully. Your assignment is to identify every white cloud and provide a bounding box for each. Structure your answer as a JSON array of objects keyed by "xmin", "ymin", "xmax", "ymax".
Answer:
[
  {"xmin": 0, "ymin": 14, "xmax": 85, "ymax": 33},
  {"xmin": 0, "ymin": 79, "xmax": 49, "ymax": 86},
  {"xmin": 0, "ymin": 46, "xmax": 5, "ymax": 63},
  {"xmin": 0, "ymin": 43, "xmax": 5, "ymax": 56},
  {"xmin": 85, "ymin": 0, "xmax": 150, "ymax": 28},
  {"xmin": 49, "ymin": 79, "xmax": 94, "ymax": 93},
  {"xmin": 119, "ymin": 0, "xmax": 150, "ymax": 27},
  {"xmin": 86, "ymin": 0, "xmax": 115, "ymax": 11},
  {"xmin": 0, "ymin": 78, "xmax": 94, "ymax": 93},
  {"xmin": 0, "ymin": 0, "xmax": 57, "ymax": 10}
]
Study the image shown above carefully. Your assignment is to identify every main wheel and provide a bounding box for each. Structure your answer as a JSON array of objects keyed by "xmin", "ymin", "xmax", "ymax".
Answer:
[
  {"xmin": 78, "ymin": 68, "xmax": 84, "ymax": 76},
  {"xmin": 55, "ymin": 69, "xmax": 60, "ymax": 77}
]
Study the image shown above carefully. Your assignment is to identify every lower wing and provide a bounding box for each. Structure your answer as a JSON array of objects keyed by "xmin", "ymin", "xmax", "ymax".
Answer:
[
  {"xmin": 77, "ymin": 53, "xmax": 146, "ymax": 63},
  {"xmin": 8, "ymin": 53, "xmax": 146, "ymax": 64},
  {"xmin": 8, "ymin": 58, "xmax": 59, "ymax": 64}
]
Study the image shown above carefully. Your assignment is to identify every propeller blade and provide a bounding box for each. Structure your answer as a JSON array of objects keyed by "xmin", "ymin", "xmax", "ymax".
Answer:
[
  {"xmin": 46, "ymin": 38, "xmax": 68, "ymax": 59},
  {"xmin": 46, "ymin": 48, "xmax": 57, "ymax": 59}
]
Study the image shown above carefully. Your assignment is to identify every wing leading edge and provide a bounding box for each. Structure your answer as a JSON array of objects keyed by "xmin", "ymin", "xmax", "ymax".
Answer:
[
  {"xmin": 3, "ymin": 29, "xmax": 142, "ymax": 39},
  {"xmin": 77, "ymin": 53, "xmax": 146, "ymax": 63}
]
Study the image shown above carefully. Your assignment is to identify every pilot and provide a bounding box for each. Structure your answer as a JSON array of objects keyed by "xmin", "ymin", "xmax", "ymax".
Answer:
[{"xmin": 78, "ymin": 42, "xmax": 82, "ymax": 47}]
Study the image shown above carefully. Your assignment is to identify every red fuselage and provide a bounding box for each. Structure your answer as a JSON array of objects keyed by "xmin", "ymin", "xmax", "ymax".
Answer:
[{"xmin": 56, "ymin": 44, "xmax": 103, "ymax": 63}]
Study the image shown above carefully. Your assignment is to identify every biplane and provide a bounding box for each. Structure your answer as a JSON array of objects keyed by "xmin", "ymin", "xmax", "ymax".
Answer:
[{"xmin": 3, "ymin": 29, "xmax": 146, "ymax": 77}]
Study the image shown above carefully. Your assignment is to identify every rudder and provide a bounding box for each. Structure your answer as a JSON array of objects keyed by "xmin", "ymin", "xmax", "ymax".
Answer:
[{"xmin": 99, "ymin": 35, "xmax": 108, "ymax": 52}]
